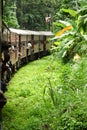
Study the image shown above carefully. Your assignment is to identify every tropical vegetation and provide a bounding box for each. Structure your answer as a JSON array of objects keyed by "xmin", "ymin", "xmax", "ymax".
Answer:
[{"xmin": 2, "ymin": 0, "xmax": 87, "ymax": 129}]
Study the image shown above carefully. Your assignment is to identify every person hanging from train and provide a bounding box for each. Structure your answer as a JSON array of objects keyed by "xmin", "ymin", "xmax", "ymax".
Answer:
[
  {"xmin": 0, "ymin": 90, "xmax": 7, "ymax": 109},
  {"xmin": 1, "ymin": 81, "xmax": 7, "ymax": 93},
  {"xmin": 27, "ymin": 41, "xmax": 32, "ymax": 56},
  {"xmin": 1, "ymin": 53, "xmax": 12, "ymax": 82},
  {"xmin": 1, "ymin": 42, "xmax": 12, "ymax": 82}
]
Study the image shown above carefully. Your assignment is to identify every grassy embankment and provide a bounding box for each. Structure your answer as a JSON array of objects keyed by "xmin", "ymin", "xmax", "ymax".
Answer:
[{"xmin": 2, "ymin": 55, "xmax": 87, "ymax": 130}]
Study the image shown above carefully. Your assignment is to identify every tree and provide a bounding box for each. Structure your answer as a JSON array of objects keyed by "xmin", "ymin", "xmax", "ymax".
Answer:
[
  {"xmin": 16, "ymin": 0, "xmax": 57, "ymax": 30},
  {"xmin": 51, "ymin": 1, "xmax": 87, "ymax": 62},
  {"xmin": 3, "ymin": 0, "xmax": 19, "ymax": 28}
]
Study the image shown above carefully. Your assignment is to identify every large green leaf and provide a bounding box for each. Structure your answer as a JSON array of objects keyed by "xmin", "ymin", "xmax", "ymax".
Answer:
[
  {"xmin": 79, "ymin": 0, "xmax": 87, "ymax": 7},
  {"xmin": 77, "ymin": 14, "xmax": 87, "ymax": 33},
  {"xmin": 62, "ymin": 8, "xmax": 76, "ymax": 17}
]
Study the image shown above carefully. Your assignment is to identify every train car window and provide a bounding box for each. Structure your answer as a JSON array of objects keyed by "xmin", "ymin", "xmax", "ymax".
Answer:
[
  {"xmin": 34, "ymin": 35, "xmax": 39, "ymax": 40},
  {"xmin": 11, "ymin": 33, "xmax": 16, "ymax": 43},
  {"xmin": 34, "ymin": 40, "xmax": 39, "ymax": 44},
  {"xmin": 21, "ymin": 35, "xmax": 27, "ymax": 42},
  {"xmin": 39, "ymin": 35, "xmax": 43, "ymax": 41},
  {"xmin": 27, "ymin": 35, "xmax": 31, "ymax": 41},
  {"xmin": 22, "ymin": 41, "xmax": 26, "ymax": 46},
  {"xmin": 40, "ymin": 40, "xmax": 43, "ymax": 44}
]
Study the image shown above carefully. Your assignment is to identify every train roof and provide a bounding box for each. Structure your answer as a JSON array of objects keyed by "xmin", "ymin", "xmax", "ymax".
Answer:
[{"xmin": 10, "ymin": 28, "xmax": 54, "ymax": 36}]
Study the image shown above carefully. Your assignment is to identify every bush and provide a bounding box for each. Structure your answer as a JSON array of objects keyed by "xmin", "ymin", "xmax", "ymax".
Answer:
[{"xmin": 44, "ymin": 57, "xmax": 87, "ymax": 129}]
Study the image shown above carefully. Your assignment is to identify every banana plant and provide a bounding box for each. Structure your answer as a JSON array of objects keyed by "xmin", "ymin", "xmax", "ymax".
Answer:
[
  {"xmin": 77, "ymin": 7, "xmax": 87, "ymax": 34},
  {"xmin": 51, "ymin": 7, "xmax": 87, "ymax": 62}
]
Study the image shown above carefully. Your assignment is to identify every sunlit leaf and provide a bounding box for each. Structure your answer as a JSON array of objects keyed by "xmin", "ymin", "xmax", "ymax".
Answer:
[{"xmin": 62, "ymin": 8, "xmax": 76, "ymax": 17}]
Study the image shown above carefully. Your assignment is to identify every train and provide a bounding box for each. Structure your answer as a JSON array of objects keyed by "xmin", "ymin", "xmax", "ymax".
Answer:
[
  {"xmin": 0, "ymin": 1, "xmax": 53, "ymax": 113},
  {"xmin": 1, "ymin": 25, "xmax": 53, "ymax": 83},
  {"xmin": 1, "ymin": 20, "xmax": 53, "ymax": 88}
]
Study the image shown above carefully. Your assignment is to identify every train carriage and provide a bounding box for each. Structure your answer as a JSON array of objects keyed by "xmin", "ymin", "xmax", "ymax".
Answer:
[
  {"xmin": 9, "ymin": 29, "xmax": 27, "ymax": 67},
  {"xmin": 9, "ymin": 32, "xmax": 19, "ymax": 66},
  {"xmin": 9, "ymin": 28, "xmax": 53, "ymax": 65},
  {"xmin": 1, "ymin": 22, "xmax": 12, "ymax": 81},
  {"xmin": 1, "ymin": 25, "xmax": 53, "ymax": 82}
]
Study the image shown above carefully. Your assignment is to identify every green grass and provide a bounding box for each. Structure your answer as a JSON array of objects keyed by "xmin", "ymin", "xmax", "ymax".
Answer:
[
  {"xmin": 2, "ymin": 55, "xmax": 87, "ymax": 130},
  {"xmin": 2, "ymin": 56, "xmax": 60, "ymax": 130}
]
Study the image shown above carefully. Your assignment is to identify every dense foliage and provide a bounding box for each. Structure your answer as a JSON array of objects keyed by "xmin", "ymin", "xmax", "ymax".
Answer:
[
  {"xmin": 51, "ymin": 0, "xmax": 87, "ymax": 63},
  {"xmin": 3, "ymin": 0, "xmax": 19, "ymax": 28},
  {"xmin": 3, "ymin": 0, "xmax": 56, "ymax": 30},
  {"xmin": 3, "ymin": 0, "xmax": 81, "ymax": 30},
  {"xmin": 2, "ymin": 0, "xmax": 87, "ymax": 129}
]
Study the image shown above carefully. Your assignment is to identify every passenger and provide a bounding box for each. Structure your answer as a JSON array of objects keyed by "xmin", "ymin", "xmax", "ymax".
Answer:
[
  {"xmin": 27, "ymin": 42, "xmax": 32, "ymax": 56},
  {"xmin": 27, "ymin": 42, "xmax": 32, "ymax": 49},
  {"xmin": 1, "ymin": 62, "xmax": 12, "ymax": 82},
  {"xmin": 0, "ymin": 90, "xmax": 7, "ymax": 108},
  {"xmin": 1, "ymin": 81, "xmax": 7, "ymax": 93},
  {"xmin": 18, "ymin": 52, "xmax": 22, "ymax": 57}
]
